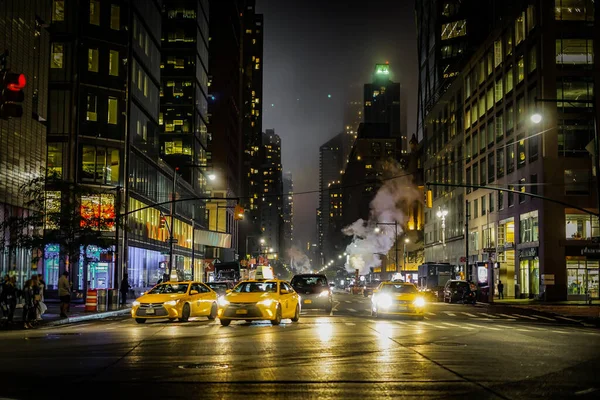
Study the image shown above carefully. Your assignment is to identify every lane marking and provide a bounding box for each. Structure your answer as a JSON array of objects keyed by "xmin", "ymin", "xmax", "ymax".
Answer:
[
  {"xmin": 347, "ymin": 308, "xmax": 357, "ymax": 312},
  {"xmin": 441, "ymin": 322, "xmax": 459, "ymax": 327},
  {"xmin": 444, "ymin": 312, "xmax": 456, "ymax": 316},
  {"xmin": 515, "ymin": 328, "xmax": 532, "ymax": 332},
  {"xmin": 462, "ymin": 312, "xmax": 477, "ymax": 317},
  {"xmin": 480, "ymin": 325, "xmax": 501, "ymax": 331},
  {"xmin": 345, "ymin": 301, "xmax": 351, "ymax": 304},
  {"xmin": 512, "ymin": 314, "xmax": 538, "ymax": 320},
  {"xmin": 478, "ymin": 313, "xmax": 499, "ymax": 318},
  {"xmin": 459, "ymin": 325, "xmax": 475, "ymax": 330},
  {"xmin": 532, "ymin": 314, "xmax": 556, "ymax": 321},
  {"xmin": 550, "ymin": 330, "xmax": 567, "ymax": 334},
  {"xmin": 575, "ymin": 388, "xmax": 598, "ymax": 396},
  {"xmin": 556, "ymin": 316, "xmax": 581, "ymax": 323},
  {"xmin": 498, "ymin": 313, "xmax": 515, "ymax": 319},
  {"xmin": 425, "ymin": 312, "xmax": 436, "ymax": 316}
]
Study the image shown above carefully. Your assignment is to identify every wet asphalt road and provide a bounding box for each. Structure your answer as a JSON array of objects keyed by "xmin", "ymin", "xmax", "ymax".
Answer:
[{"xmin": 0, "ymin": 292, "xmax": 598, "ymax": 399}]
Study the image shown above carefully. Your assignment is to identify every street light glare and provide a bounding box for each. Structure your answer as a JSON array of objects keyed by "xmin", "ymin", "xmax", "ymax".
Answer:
[
  {"xmin": 338, "ymin": 255, "xmax": 342, "ymax": 259},
  {"xmin": 405, "ymin": 238, "xmax": 410, "ymax": 243},
  {"xmin": 260, "ymin": 238, "xmax": 265, "ymax": 244},
  {"xmin": 530, "ymin": 113, "xmax": 542, "ymax": 124},
  {"xmin": 374, "ymin": 227, "xmax": 381, "ymax": 233},
  {"xmin": 208, "ymin": 173, "xmax": 217, "ymax": 181}
]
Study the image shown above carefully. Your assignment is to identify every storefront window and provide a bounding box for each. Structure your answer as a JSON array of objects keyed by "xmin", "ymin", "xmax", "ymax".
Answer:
[
  {"xmin": 520, "ymin": 211, "xmax": 539, "ymax": 243},
  {"xmin": 520, "ymin": 260, "xmax": 530, "ymax": 295},
  {"xmin": 43, "ymin": 244, "xmax": 60, "ymax": 289},
  {"xmin": 80, "ymin": 194, "xmax": 116, "ymax": 231},
  {"xmin": 566, "ymin": 259, "xmax": 598, "ymax": 297},
  {"xmin": 78, "ymin": 245, "xmax": 113, "ymax": 290},
  {"xmin": 565, "ymin": 213, "xmax": 599, "ymax": 239}
]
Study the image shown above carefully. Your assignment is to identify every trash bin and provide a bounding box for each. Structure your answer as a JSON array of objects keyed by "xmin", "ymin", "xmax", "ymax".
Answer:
[
  {"xmin": 96, "ymin": 289, "xmax": 107, "ymax": 312},
  {"xmin": 107, "ymin": 289, "xmax": 119, "ymax": 311},
  {"xmin": 514, "ymin": 284, "xmax": 521, "ymax": 299}
]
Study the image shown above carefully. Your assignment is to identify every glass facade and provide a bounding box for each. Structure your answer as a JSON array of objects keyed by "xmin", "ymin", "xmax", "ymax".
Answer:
[{"xmin": 566, "ymin": 259, "xmax": 599, "ymax": 298}]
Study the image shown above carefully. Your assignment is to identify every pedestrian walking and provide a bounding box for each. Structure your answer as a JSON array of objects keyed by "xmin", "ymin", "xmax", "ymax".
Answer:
[
  {"xmin": 22, "ymin": 279, "xmax": 36, "ymax": 329},
  {"xmin": 498, "ymin": 280, "xmax": 504, "ymax": 300},
  {"xmin": 58, "ymin": 271, "xmax": 71, "ymax": 318},
  {"xmin": 120, "ymin": 273, "xmax": 131, "ymax": 306},
  {"xmin": 36, "ymin": 274, "xmax": 47, "ymax": 320}
]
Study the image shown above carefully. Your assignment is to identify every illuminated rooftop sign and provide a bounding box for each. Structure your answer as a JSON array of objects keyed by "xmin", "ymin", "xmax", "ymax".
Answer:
[{"xmin": 375, "ymin": 64, "xmax": 390, "ymax": 75}]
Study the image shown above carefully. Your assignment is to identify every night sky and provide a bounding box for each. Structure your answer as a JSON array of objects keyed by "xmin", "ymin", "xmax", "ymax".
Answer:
[{"xmin": 257, "ymin": 0, "xmax": 418, "ymax": 247}]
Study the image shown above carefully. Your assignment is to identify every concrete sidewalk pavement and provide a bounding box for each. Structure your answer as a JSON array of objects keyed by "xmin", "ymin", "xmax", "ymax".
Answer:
[
  {"xmin": 1, "ymin": 300, "xmax": 131, "ymax": 330},
  {"xmin": 488, "ymin": 299, "xmax": 600, "ymax": 323}
]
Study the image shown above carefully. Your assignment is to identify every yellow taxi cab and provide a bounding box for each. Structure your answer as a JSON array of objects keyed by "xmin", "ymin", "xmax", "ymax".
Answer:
[
  {"xmin": 131, "ymin": 281, "xmax": 218, "ymax": 324},
  {"xmin": 371, "ymin": 281, "xmax": 426, "ymax": 318},
  {"xmin": 217, "ymin": 279, "xmax": 300, "ymax": 326}
]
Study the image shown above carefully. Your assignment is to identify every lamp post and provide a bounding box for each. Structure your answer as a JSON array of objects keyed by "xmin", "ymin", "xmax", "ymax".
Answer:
[
  {"xmin": 436, "ymin": 207, "xmax": 448, "ymax": 247},
  {"xmin": 403, "ymin": 238, "xmax": 410, "ymax": 275}
]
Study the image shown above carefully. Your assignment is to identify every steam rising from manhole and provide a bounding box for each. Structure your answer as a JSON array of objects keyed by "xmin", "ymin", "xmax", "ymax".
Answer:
[{"xmin": 178, "ymin": 363, "xmax": 229, "ymax": 370}]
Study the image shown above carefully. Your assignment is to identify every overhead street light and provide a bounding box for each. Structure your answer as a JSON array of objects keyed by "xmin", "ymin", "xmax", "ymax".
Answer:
[
  {"xmin": 374, "ymin": 227, "xmax": 381, "ymax": 233},
  {"xmin": 530, "ymin": 113, "xmax": 542, "ymax": 124}
]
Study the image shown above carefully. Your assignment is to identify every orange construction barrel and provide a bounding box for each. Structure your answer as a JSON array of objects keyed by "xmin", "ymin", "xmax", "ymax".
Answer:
[{"xmin": 85, "ymin": 289, "xmax": 97, "ymax": 312}]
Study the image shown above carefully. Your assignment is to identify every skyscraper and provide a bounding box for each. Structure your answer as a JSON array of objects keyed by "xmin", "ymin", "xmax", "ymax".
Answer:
[
  {"xmin": 0, "ymin": 0, "xmax": 50, "ymax": 287},
  {"xmin": 363, "ymin": 63, "xmax": 407, "ymax": 151},
  {"xmin": 260, "ymin": 130, "xmax": 283, "ymax": 257},
  {"xmin": 282, "ymin": 171, "xmax": 294, "ymax": 262},
  {"xmin": 241, "ymin": 1, "xmax": 264, "ymax": 256}
]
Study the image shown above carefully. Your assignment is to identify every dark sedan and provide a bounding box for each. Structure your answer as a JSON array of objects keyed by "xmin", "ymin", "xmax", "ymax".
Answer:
[
  {"xmin": 206, "ymin": 281, "xmax": 234, "ymax": 296},
  {"xmin": 290, "ymin": 274, "xmax": 333, "ymax": 313}
]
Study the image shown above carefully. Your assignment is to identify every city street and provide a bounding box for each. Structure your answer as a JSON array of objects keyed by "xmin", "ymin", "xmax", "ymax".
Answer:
[{"xmin": 0, "ymin": 293, "xmax": 598, "ymax": 399}]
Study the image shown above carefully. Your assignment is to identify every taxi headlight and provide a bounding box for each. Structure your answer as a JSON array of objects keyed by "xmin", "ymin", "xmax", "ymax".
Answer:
[
  {"xmin": 257, "ymin": 299, "xmax": 275, "ymax": 307},
  {"xmin": 377, "ymin": 294, "xmax": 393, "ymax": 308},
  {"xmin": 132, "ymin": 301, "xmax": 140, "ymax": 307},
  {"xmin": 218, "ymin": 296, "xmax": 230, "ymax": 307},
  {"xmin": 413, "ymin": 297, "xmax": 425, "ymax": 308},
  {"xmin": 164, "ymin": 300, "xmax": 178, "ymax": 306},
  {"xmin": 319, "ymin": 290, "xmax": 330, "ymax": 298}
]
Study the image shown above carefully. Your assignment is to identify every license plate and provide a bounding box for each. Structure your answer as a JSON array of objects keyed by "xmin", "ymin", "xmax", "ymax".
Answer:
[
  {"xmin": 304, "ymin": 299, "xmax": 312, "ymax": 304},
  {"xmin": 236, "ymin": 309, "xmax": 248, "ymax": 315},
  {"xmin": 146, "ymin": 308, "xmax": 155, "ymax": 315}
]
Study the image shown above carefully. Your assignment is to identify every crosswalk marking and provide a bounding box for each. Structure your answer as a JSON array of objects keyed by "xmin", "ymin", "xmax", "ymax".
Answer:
[
  {"xmin": 478, "ymin": 313, "xmax": 499, "ymax": 318},
  {"xmin": 345, "ymin": 322, "xmax": 355, "ymax": 326},
  {"xmin": 480, "ymin": 325, "xmax": 501, "ymax": 331},
  {"xmin": 462, "ymin": 312, "xmax": 478, "ymax": 317},
  {"xmin": 347, "ymin": 308, "xmax": 357, "ymax": 312},
  {"xmin": 532, "ymin": 314, "xmax": 556, "ymax": 321},
  {"xmin": 459, "ymin": 325, "xmax": 475, "ymax": 330},
  {"xmin": 442, "ymin": 322, "xmax": 459, "ymax": 327},
  {"xmin": 512, "ymin": 314, "xmax": 538, "ymax": 320},
  {"xmin": 556, "ymin": 316, "xmax": 581, "ymax": 323},
  {"xmin": 444, "ymin": 312, "xmax": 456, "ymax": 316},
  {"xmin": 345, "ymin": 301, "xmax": 351, "ymax": 304},
  {"xmin": 516, "ymin": 328, "xmax": 532, "ymax": 332},
  {"xmin": 551, "ymin": 330, "xmax": 567, "ymax": 334},
  {"xmin": 498, "ymin": 313, "xmax": 515, "ymax": 319},
  {"xmin": 425, "ymin": 312, "xmax": 436, "ymax": 316}
]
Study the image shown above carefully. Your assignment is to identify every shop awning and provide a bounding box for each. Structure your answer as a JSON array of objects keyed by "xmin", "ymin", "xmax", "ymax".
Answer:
[{"xmin": 195, "ymin": 229, "xmax": 231, "ymax": 248}]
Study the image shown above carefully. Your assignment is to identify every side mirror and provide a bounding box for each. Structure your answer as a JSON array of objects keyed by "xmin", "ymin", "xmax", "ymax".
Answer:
[
  {"xmin": 190, "ymin": 290, "xmax": 199, "ymax": 295},
  {"xmin": 226, "ymin": 289, "xmax": 232, "ymax": 294},
  {"xmin": 280, "ymin": 289, "xmax": 289, "ymax": 294}
]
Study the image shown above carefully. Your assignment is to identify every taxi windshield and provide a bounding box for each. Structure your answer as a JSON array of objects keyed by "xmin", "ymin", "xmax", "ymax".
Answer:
[
  {"xmin": 380, "ymin": 284, "xmax": 418, "ymax": 294},
  {"xmin": 147, "ymin": 283, "xmax": 189, "ymax": 294},
  {"xmin": 233, "ymin": 282, "xmax": 277, "ymax": 293}
]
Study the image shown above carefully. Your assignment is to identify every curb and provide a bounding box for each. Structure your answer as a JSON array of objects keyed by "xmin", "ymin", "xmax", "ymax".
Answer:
[{"xmin": 40, "ymin": 308, "xmax": 131, "ymax": 327}]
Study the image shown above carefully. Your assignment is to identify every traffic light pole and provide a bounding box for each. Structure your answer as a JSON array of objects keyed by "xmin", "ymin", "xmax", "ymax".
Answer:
[{"xmin": 169, "ymin": 170, "xmax": 176, "ymax": 277}]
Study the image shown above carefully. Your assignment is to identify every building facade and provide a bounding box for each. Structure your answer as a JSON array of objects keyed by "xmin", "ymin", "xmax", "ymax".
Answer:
[
  {"xmin": 282, "ymin": 171, "xmax": 294, "ymax": 263},
  {"xmin": 425, "ymin": 0, "xmax": 599, "ymax": 301},
  {"xmin": 0, "ymin": 0, "xmax": 51, "ymax": 288},
  {"xmin": 260, "ymin": 129, "xmax": 283, "ymax": 258}
]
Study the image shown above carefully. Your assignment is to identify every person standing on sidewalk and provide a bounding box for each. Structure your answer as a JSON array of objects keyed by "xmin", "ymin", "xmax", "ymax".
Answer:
[
  {"xmin": 22, "ymin": 279, "xmax": 35, "ymax": 329},
  {"xmin": 498, "ymin": 280, "xmax": 504, "ymax": 300},
  {"xmin": 120, "ymin": 273, "xmax": 131, "ymax": 306},
  {"xmin": 58, "ymin": 271, "xmax": 71, "ymax": 318}
]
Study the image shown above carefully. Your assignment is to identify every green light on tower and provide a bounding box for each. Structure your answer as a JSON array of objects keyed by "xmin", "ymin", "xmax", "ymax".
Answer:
[{"xmin": 375, "ymin": 64, "xmax": 390, "ymax": 75}]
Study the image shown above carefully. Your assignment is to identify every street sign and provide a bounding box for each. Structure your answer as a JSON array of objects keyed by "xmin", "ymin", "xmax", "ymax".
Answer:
[
  {"xmin": 541, "ymin": 274, "xmax": 555, "ymax": 285},
  {"xmin": 460, "ymin": 257, "xmax": 467, "ymax": 263}
]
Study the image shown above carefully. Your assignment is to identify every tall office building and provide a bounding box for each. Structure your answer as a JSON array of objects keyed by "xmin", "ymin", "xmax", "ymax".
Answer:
[
  {"xmin": 363, "ymin": 63, "xmax": 407, "ymax": 151},
  {"xmin": 424, "ymin": 0, "xmax": 600, "ymax": 301},
  {"xmin": 260, "ymin": 129, "xmax": 283, "ymax": 257},
  {"xmin": 282, "ymin": 171, "xmax": 294, "ymax": 262},
  {"xmin": 0, "ymin": 0, "xmax": 50, "ymax": 287},
  {"xmin": 318, "ymin": 133, "xmax": 345, "ymax": 264},
  {"xmin": 206, "ymin": 0, "xmax": 244, "ymax": 261},
  {"xmin": 241, "ymin": 1, "xmax": 264, "ymax": 256}
]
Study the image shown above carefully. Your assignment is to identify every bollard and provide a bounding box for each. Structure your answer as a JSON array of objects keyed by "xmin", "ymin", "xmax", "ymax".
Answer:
[
  {"xmin": 107, "ymin": 289, "xmax": 119, "ymax": 311},
  {"xmin": 96, "ymin": 289, "xmax": 107, "ymax": 312},
  {"xmin": 85, "ymin": 289, "xmax": 97, "ymax": 312}
]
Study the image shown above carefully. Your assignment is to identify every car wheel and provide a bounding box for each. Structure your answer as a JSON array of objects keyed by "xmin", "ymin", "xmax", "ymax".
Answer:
[
  {"xmin": 168, "ymin": 318, "xmax": 176, "ymax": 322},
  {"xmin": 271, "ymin": 305, "xmax": 282, "ymax": 326},
  {"xmin": 291, "ymin": 305, "xmax": 300, "ymax": 322},
  {"xmin": 135, "ymin": 318, "xmax": 146, "ymax": 324},
  {"xmin": 179, "ymin": 303, "xmax": 190, "ymax": 322},
  {"xmin": 325, "ymin": 303, "xmax": 332, "ymax": 314},
  {"xmin": 220, "ymin": 318, "xmax": 231, "ymax": 326},
  {"xmin": 208, "ymin": 303, "xmax": 217, "ymax": 320}
]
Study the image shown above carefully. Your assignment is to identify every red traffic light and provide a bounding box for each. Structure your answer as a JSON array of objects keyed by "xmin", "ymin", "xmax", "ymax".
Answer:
[{"xmin": 5, "ymin": 73, "xmax": 26, "ymax": 91}]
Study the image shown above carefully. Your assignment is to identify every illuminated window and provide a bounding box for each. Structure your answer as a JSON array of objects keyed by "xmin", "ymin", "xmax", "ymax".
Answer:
[
  {"xmin": 108, "ymin": 97, "xmax": 118, "ymax": 124},
  {"xmin": 494, "ymin": 80, "xmax": 503, "ymax": 103},
  {"xmin": 494, "ymin": 39, "xmax": 502, "ymax": 67},
  {"xmin": 81, "ymin": 194, "xmax": 116, "ymax": 231},
  {"xmin": 110, "ymin": 5, "xmax": 120, "ymax": 30},
  {"xmin": 44, "ymin": 191, "xmax": 61, "ymax": 230},
  {"xmin": 517, "ymin": 56, "xmax": 524, "ymax": 82},
  {"xmin": 86, "ymin": 95, "xmax": 97, "ymax": 121},
  {"xmin": 529, "ymin": 46, "xmax": 537, "ymax": 73},
  {"xmin": 441, "ymin": 20, "xmax": 466, "ymax": 40},
  {"xmin": 51, "ymin": 43, "xmax": 64, "ymax": 69},
  {"xmin": 47, "ymin": 144, "xmax": 63, "ymax": 178},
  {"xmin": 556, "ymin": 39, "xmax": 594, "ymax": 65},
  {"xmin": 109, "ymin": 50, "xmax": 119, "ymax": 76},
  {"xmin": 515, "ymin": 12, "xmax": 525, "ymax": 44},
  {"xmin": 81, "ymin": 146, "xmax": 120, "ymax": 185},
  {"xmin": 52, "ymin": 1, "xmax": 64, "ymax": 22},
  {"xmin": 88, "ymin": 48, "xmax": 99, "ymax": 72},
  {"xmin": 555, "ymin": 0, "xmax": 594, "ymax": 21},
  {"xmin": 89, "ymin": 0, "xmax": 100, "ymax": 26},
  {"xmin": 557, "ymin": 79, "xmax": 594, "ymax": 108},
  {"xmin": 505, "ymin": 68, "xmax": 513, "ymax": 93}
]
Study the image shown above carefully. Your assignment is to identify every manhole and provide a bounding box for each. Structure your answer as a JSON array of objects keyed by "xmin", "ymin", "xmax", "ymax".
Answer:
[
  {"xmin": 434, "ymin": 342, "xmax": 466, "ymax": 347},
  {"xmin": 178, "ymin": 363, "xmax": 229, "ymax": 370}
]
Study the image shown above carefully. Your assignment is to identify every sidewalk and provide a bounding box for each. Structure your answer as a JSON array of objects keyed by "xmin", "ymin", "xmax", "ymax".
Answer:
[
  {"xmin": 1, "ymin": 300, "xmax": 131, "ymax": 330},
  {"xmin": 490, "ymin": 298, "xmax": 600, "ymax": 320}
]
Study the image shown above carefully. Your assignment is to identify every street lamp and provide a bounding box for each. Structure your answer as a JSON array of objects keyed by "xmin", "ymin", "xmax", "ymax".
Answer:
[
  {"xmin": 436, "ymin": 207, "xmax": 448, "ymax": 246},
  {"xmin": 338, "ymin": 254, "xmax": 342, "ymax": 259},
  {"xmin": 260, "ymin": 238, "xmax": 265, "ymax": 244},
  {"xmin": 207, "ymin": 173, "xmax": 216, "ymax": 181},
  {"xmin": 530, "ymin": 112, "xmax": 542, "ymax": 124},
  {"xmin": 403, "ymin": 238, "xmax": 410, "ymax": 274},
  {"xmin": 374, "ymin": 226, "xmax": 381, "ymax": 233}
]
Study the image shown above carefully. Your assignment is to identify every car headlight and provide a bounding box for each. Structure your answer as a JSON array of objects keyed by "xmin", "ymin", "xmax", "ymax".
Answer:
[
  {"xmin": 164, "ymin": 300, "xmax": 178, "ymax": 306},
  {"xmin": 377, "ymin": 294, "xmax": 393, "ymax": 308},
  {"xmin": 413, "ymin": 297, "xmax": 425, "ymax": 308},
  {"xmin": 319, "ymin": 290, "xmax": 330, "ymax": 298},
  {"xmin": 218, "ymin": 296, "xmax": 230, "ymax": 307},
  {"xmin": 132, "ymin": 301, "xmax": 140, "ymax": 306},
  {"xmin": 258, "ymin": 299, "xmax": 275, "ymax": 307}
]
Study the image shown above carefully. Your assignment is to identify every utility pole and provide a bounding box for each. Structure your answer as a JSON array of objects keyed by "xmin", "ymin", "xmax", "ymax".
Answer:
[
  {"xmin": 395, "ymin": 222, "xmax": 399, "ymax": 277},
  {"xmin": 465, "ymin": 199, "xmax": 469, "ymax": 281}
]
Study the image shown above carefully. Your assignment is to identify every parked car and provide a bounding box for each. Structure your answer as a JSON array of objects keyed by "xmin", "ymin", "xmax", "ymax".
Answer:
[{"xmin": 443, "ymin": 280, "xmax": 472, "ymax": 303}]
